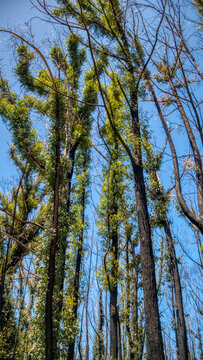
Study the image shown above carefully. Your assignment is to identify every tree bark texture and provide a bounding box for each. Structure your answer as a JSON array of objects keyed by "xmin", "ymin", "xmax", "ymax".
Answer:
[
  {"xmin": 164, "ymin": 218, "xmax": 188, "ymax": 360},
  {"xmin": 67, "ymin": 152, "xmax": 87, "ymax": 360},
  {"xmin": 133, "ymin": 164, "xmax": 164, "ymax": 360},
  {"xmin": 130, "ymin": 88, "xmax": 165, "ymax": 359},
  {"xmin": 45, "ymin": 96, "xmax": 61, "ymax": 360}
]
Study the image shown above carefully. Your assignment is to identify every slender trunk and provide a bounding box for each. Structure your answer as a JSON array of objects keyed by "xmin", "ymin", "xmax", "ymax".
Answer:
[
  {"xmin": 78, "ymin": 304, "xmax": 85, "ymax": 360},
  {"xmin": 131, "ymin": 255, "xmax": 139, "ymax": 360},
  {"xmin": 147, "ymin": 151, "xmax": 188, "ymax": 358},
  {"xmin": 132, "ymin": 164, "xmax": 164, "ymax": 359},
  {"xmin": 171, "ymin": 284, "xmax": 179, "ymax": 355},
  {"xmin": 85, "ymin": 300, "xmax": 89, "ymax": 360},
  {"xmin": 110, "ymin": 230, "xmax": 118, "ymax": 360},
  {"xmin": 164, "ymin": 218, "xmax": 188, "ymax": 360},
  {"xmin": 169, "ymin": 79, "xmax": 203, "ymax": 222},
  {"xmin": 25, "ymin": 286, "xmax": 34, "ymax": 360},
  {"xmin": 105, "ymin": 291, "xmax": 108, "ymax": 360},
  {"xmin": 117, "ymin": 312, "xmax": 122, "ymax": 360},
  {"xmin": 125, "ymin": 232, "xmax": 134, "ymax": 359},
  {"xmin": 59, "ymin": 145, "xmax": 77, "ymax": 293},
  {"xmin": 67, "ymin": 152, "xmax": 87, "ymax": 360},
  {"xmin": 148, "ymin": 80, "xmax": 203, "ymax": 233},
  {"xmin": 130, "ymin": 89, "xmax": 164, "ymax": 359},
  {"xmin": 95, "ymin": 289, "xmax": 105, "ymax": 359},
  {"xmin": 12, "ymin": 267, "xmax": 24, "ymax": 359},
  {"xmin": 45, "ymin": 95, "xmax": 61, "ymax": 360},
  {"xmin": 0, "ymin": 245, "xmax": 9, "ymax": 331},
  {"xmin": 110, "ymin": 287, "xmax": 118, "ymax": 359},
  {"xmin": 89, "ymin": 14, "xmax": 164, "ymax": 353},
  {"xmin": 0, "ymin": 171, "xmax": 25, "ymax": 331},
  {"xmin": 166, "ymin": 17, "xmax": 203, "ymax": 144},
  {"xmin": 85, "ymin": 248, "xmax": 92, "ymax": 360},
  {"xmin": 52, "ymin": 146, "xmax": 77, "ymax": 356},
  {"xmin": 181, "ymin": 34, "xmax": 203, "ymax": 81},
  {"xmin": 109, "ymin": 144, "xmax": 119, "ymax": 360},
  {"xmin": 139, "ymin": 330, "xmax": 145, "ymax": 360}
]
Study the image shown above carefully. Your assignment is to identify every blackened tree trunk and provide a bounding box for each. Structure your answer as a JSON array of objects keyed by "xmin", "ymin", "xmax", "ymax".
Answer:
[
  {"xmin": 132, "ymin": 164, "xmax": 164, "ymax": 359},
  {"xmin": 125, "ymin": 231, "xmax": 134, "ymax": 360},
  {"xmin": 164, "ymin": 218, "xmax": 188, "ymax": 360},
  {"xmin": 110, "ymin": 229, "xmax": 118, "ymax": 360},
  {"xmin": 131, "ymin": 250, "xmax": 140, "ymax": 360},
  {"xmin": 129, "ymin": 86, "xmax": 164, "ymax": 359},
  {"xmin": 67, "ymin": 151, "xmax": 87, "ymax": 360},
  {"xmin": 145, "ymin": 137, "xmax": 188, "ymax": 359},
  {"xmin": 108, "ymin": 142, "xmax": 119, "ymax": 360}
]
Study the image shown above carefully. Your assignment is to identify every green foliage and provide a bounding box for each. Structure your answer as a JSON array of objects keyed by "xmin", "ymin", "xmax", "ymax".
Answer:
[
  {"xmin": 154, "ymin": 58, "xmax": 181, "ymax": 84},
  {"xmin": 0, "ymin": 83, "xmax": 46, "ymax": 170},
  {"xmin": 50, "ymin": 46, "xmax": 68, "ymax": 73},
  {"xmin": 1, "ymin": 1, "xmax": 202, "ymax": 358},
  {"xmin": 142, "ymin": 127, "xmax": 170, "ymax": 228},
  {"xmin": 15, "ymin": 45, "xmax": 35, "ymax": 91},
  {"xmin": 0, "ymin": 290, "xmax": 17, "ymax": 359},
  {"xmin": 193, "ymin": 0, "xmax": 203, "ymax": 25},
  {"xmin": 0, "ymin": 29, "xmax": 100, "ymax": 358}
]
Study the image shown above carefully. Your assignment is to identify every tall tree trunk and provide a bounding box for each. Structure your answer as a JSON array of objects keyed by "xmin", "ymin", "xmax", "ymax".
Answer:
[
  {"xmin": 125, "ymin": 231, "xmax": 134, "ymax": 360},
  {"xmin": 12, "ymin": 267, "xmax": 24, "ymax": 360},
  {"xmin": 0, "ymin": 171, "xmax": 25, "ymax": 331},
  {"xmin": 105, "ymin": 291, "xmax": 108, "ymax": 360},
  {"xmin": 171, "ymin": 284, "xmax": 179, "ymax": 355},
  {"xmin": 0, "ymin": 244, "xmax": 9, "ymax": 332},
  {"xmin": 110, "ymin": 228, "xmax": 118, "ymax": 360},
  {"xmin": 130, "ymin": 90, "xmax": 164, "ymax": 359},
  {"xmin": 131, "ymin": 253, "xmax": 139, "ymax": 360},
  {"xmin": 146, "ymin": 151, "xmax": 188, "ymax": 359},
  {"xmin": 59, "ymin": 145, "xmax": 77, "ymax": 293},
  {"xmin": 87, "ymin": 15, "xmax": 164, "ymax": 357},
  {"xmin": 67, "ymin": 151, "xmax": 87, "ymax": 360},
  {"xmin": 109, "ymin": 144, "xmax": 119, "ymax": 360},
  {"xmin": 164, "ymin": 218, "xmax": 188, "ymax": 360},
  {"xmin": 53, "ymin": 145, "xmax": 77, "ymax": 354},
  {"xmin": 45, "ymin": 95, "xmax": 61, "ymax": 360}
]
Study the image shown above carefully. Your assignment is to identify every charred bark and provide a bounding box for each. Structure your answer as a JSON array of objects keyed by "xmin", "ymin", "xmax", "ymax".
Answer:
[
  {"xmin": 109, "ymin": 233, "xmax": 118, "ymax": 360},
  {"xmin": 67, "ymin": 152, "xmax": 87, "ymax": 360},
  {"xmin": 129, "ymin": 86, "xmax": 164, "ymax": 359},
  {"xmin": 164, "ymin": 218, "xmax": 188, "ymax": 360}
]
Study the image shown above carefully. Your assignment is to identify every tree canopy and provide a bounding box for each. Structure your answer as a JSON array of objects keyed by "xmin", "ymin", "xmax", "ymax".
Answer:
[{"xmin": 0, "ymin": 0, "xmax": 202, "ymax": 359}]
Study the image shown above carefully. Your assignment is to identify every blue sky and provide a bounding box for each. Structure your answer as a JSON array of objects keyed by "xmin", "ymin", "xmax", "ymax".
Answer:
[
  {"xmin": 0, "ymin": 0, "xmax": 54, "ymax": 180},
  {"xmin": 0, "ymin": 1, "xmax": 33, "ymax": 179},
  {"xmin": 0, "ymin": 2, "xmax": 202, "ymax": 356}
]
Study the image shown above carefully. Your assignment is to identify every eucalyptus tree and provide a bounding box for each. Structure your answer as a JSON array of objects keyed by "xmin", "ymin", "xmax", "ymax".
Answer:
[
  {"xmin": 0, "ymin": 0, "xmax": 202, "ymax": 358},
  {"xmin": 39, "ymin": 1, "xmax": 165, "ymax": 358},
  {"xmin": 97, "ymin": 82, "xmax": 126, "ymax": 359},
  {"xmin": 0, "ymin": 29, "xmax": 106, "ymax": 359},
  {"xmin": 144, "ymin": 141, "xmax": 189, "ymax": 360},
  {"xmin": 0, "ymin": 72, "xmax": 46, "ymax": 334}
]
